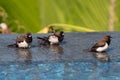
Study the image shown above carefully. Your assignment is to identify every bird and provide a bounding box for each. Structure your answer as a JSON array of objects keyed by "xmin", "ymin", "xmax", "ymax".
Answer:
[
  {"xmin": 37, "ymin": 35, "xmax": 59, "ymax": 45},
  {"xmin": 8, "ymin": 32, "xmax": 32, "ymax": 48},
  {"xmin": 89, "ymin": 35, "xmax": 112, "ymax": 52},
  {"xmin": 50, "ymin": 27, "xmax": 64, "ymax": 42},
  {"xmin": 0, "ymin": 23, "xmax": 12, "ymax": 34},
  {"xmin": 37, "ymin": 28, "xmax": 64, "ymax": 45}
]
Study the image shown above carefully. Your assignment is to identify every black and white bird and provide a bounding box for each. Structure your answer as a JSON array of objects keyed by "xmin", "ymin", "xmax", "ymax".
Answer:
[
  {"xmin": 50, "ymin": 27, "xmax": 64, "ymax": 42},
  {"xmin": 37, "ymin": 30, "xmax": 64, "ymax": 45},
  {"xmin": 8, "ymin": 32, "xmax": 32, "ymax": 48},
  {"xmin": 37, "ymin": 35, "xmax": 59, "ymax": 45},
  {"xmin": 90, "ymin": 35, "xmax": 112, "ymax": 52}
]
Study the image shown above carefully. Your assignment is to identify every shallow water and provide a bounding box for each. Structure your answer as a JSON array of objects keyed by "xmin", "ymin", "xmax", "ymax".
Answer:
[
  {"xmin": 0, "ymin": 32, "xmax": 120, "ymax": 80},
  {"xmin": 1, "ymin": 61, "xmax": 120, "ymax": 80}
]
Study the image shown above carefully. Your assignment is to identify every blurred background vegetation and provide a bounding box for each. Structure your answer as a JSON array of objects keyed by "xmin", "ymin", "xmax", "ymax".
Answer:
[{"xmin": 0, "ymin": 0, "xmax": 119, "ymax": 33}]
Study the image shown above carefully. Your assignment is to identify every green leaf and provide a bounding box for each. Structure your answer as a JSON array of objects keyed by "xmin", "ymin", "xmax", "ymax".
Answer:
[
  {"xmin": 1, "ymin": 0, "xmax": 118, "ymax": 33},
  {"xmin": 38, "ymin": 23, "xmax": 96, "ymax": 33}
]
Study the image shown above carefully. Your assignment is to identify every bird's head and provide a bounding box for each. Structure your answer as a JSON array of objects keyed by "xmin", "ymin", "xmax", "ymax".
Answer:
[
  {"xmin": 54, "ymin": 31, "xmax": 64, "ymax": 37},
  {"xmin": 102, "ymin": 35, "xmax": 112, "ymax": 42},
  {"xmin": 106, "ymin": 35, "xmax": 112, "ymax": 38},
  {"xmin": 25, "ymin": 32, "xmax": 32, "ymax": 43}
]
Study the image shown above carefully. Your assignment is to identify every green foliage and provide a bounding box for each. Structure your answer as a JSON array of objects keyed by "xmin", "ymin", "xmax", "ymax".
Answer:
[
  {"xmin": 0, "ymin": 7, "xmax": 8, "ymax": 22},
  {"xmin": 0, "ymin": 0, "xmax": 119, "ymax": 33},
  {"xmin": 0, "ymin": 0, "xmax": 41, "ymax": 33}
]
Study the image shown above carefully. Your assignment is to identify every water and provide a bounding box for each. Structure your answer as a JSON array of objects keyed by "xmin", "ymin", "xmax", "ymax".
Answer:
[
  {"xmin": 0, "ymin": 32, "xmax": 120, "ymax": 80},
  {"xmin": 1, "ymin": 61, "xmax": 120, "ymax": 80}
]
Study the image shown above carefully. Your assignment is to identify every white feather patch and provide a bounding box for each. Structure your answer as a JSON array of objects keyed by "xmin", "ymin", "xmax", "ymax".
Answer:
[
  {"xmin": 96, "ymin": 43, "xmax": 108, "ymax": 52},
  {"xmin": 17, "ymin": 40, "xmax": 29, "ymax": 48},
  {"xmin": 49, "ymin": 35, "xmax": 59, "ymax": 44}
]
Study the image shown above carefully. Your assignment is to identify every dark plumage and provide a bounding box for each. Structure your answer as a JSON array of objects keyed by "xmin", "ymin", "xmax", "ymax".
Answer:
[
  {"xmin": 54, "ymin": 31, "xmax": 64, "ymax": 42},
  {"xmin": 90, "ymin": 35, "xmax": 112, "ymax": 52},
  {"xmin": 23, "ymin": 32, "xmax": 32, "ymax": 43}
]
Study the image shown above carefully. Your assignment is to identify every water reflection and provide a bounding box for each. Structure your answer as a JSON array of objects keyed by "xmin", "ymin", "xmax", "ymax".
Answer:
[
  {"xmin": 16, "ymin": 48, "xmax": 32, "ymax": 64},
  {"xmin": 49, "ymin": 45, "xmax": 64, "ymax": 54},
  {"xmin": 92, "ymin": 52, "xmax": 110, "ymax": 62},
  {"xmin": 38, "ymin": 44, "xmax": 64, "ymax": 54}
]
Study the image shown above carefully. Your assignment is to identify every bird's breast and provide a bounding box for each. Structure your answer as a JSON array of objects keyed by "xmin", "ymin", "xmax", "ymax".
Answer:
[
  {"xmin": 96, "ymin": 43, "xmax": 108, "ymax": 52},
  {"xmin": 17, "ymin": 40, "xmax": 29, "ymax": 48},
  {"xmin": 48, "ymin": 36, "xmax": 59, "ymax": 44}
]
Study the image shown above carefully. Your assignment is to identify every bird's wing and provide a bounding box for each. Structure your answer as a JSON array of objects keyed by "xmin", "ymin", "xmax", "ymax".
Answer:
[{"xmin": 92, "ymin": 42, "xmax": 105, "ymax": 48}]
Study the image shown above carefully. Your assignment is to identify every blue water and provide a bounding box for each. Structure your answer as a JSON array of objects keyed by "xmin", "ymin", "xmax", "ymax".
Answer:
[{"xmin": 0, "ymin": 61, "xmax": 120, "ymax": 80}]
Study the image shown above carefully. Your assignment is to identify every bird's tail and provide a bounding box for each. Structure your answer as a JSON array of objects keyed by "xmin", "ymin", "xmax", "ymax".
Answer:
[
  {"xmin": 37, "ymin": 36, "xmax": 50, "ymax": 45},
  {"xmin": 37, "ymin": 37, "xmax": 48, "ymax": 41},
  {"xmin": 37, "ymin": 37, "xmax": 45, "ymax": 40},
  {"xmin": 7, "ymin": 43, "xmax": 18, "ymax": 48}
]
